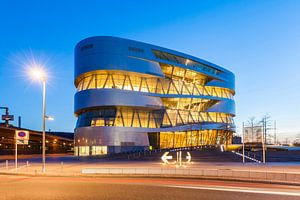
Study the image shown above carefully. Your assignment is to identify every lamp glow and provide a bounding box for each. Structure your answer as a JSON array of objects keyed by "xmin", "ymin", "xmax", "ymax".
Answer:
[{"xmin": 28, "ymin": 66, "xmax": 46, "ymax": 81}]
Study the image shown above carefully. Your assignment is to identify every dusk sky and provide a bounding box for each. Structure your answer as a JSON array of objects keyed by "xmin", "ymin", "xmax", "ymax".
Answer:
[{"xmin": 0, "ymin": 0, "xmax": 299, "ymax": 142}]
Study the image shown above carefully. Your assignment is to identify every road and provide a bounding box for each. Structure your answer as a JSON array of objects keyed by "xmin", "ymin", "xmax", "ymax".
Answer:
[{"xmin": 0, "ymin": 175, "xmax": 299, "ymax": 200}]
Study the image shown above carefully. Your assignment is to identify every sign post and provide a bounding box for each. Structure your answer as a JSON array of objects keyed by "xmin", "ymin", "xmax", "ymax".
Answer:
[
  {"xmin": 15, "ymin": 131, "xmax": 17, "ymax": 170},
  {"xmin": 242, "ymin": 122, "xmax": 245, "ymax": 163},
  {"xmin": 15, "ymin": 130, "xmax": 29, "ymax": 170}
]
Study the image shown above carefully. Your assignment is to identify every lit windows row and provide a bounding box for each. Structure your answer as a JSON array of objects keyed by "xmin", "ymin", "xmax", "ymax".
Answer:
[
  {"xmin": 74, "ymin": 146, "xmax": 107, "ymax": 156},
  {"xmin": 76, "ymin": 107, "xmax": 234, "ymax": 129},
  {"xmin": 162, "ymin": 98, "xmax": 218, "ymax": 112},
  {"xmin": 76, "ymin": 73, "xmax": 234, "ymax": 99},
  {"xmin": 152, "ymin": 50, "xmax": 220, "ymax": 75},
  {"xmin": 159, "ymin": 130, "xmax": 232, "ymax": 149},
  {"xmin": 160, "ymin": 63, "xmax": 209, "ymax": 84}
]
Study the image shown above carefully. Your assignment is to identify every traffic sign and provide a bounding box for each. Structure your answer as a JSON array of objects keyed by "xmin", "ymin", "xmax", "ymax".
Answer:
[
  {"xmin": 15, "ymin": 130, "xmax": 29, "ymax": 142},
  {"xmin": 161, "ymin": 151, "xmax": 192, "ymax": 167},
  {"xmin": 17, "ymin": 139, "xmax": 29, "ymax": 145},
  {"xmin": 14, "ymin": 130, "xmax": 29, "ymax": 169}
]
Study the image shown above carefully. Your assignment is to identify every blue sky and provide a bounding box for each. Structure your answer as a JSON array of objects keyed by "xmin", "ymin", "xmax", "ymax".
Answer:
[{"xmin": 0, "ymin": 0, "xmax": 299, "ymax": 142}]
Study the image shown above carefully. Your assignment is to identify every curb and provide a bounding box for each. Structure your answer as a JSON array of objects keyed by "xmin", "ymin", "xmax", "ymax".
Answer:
[{"xmin": 1, "ymin": 172, "xmax": 300, "ymax": 186}]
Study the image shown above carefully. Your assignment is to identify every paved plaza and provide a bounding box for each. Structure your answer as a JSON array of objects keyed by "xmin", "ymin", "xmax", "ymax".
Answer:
[{"xmin": 1, "ymin": 154, "xmax": 300, "ymax": 185}]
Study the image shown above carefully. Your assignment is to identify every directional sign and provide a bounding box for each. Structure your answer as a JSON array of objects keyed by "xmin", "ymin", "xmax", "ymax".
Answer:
[
  {"xmin": 161, "ymin": 152, "xmax": 173, "ymax": 164},
  {"xmin": 161, "ymin": 151, "xmax": 192, "ymax": 167},
  {"xmin": 186, "ymin": 152, "xmax": 192, "ymax": 163}
]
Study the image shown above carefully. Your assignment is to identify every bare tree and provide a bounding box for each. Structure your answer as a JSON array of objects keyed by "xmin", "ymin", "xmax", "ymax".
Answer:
[
  {"xmin": 294, "ymin": 134, "xmax": 300, "ymax": 145},
  {"xmin": 247, "ymin": 117, "xmax": 256, "ymax": 143}
]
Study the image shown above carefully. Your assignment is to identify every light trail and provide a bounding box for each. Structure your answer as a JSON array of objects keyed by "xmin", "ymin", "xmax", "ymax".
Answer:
[{"xmin": 166, "ymin": 185, "xmax": 300, "ymax": 197}]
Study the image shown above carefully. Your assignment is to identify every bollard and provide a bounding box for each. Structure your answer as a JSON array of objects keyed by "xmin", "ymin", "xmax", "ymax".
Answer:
[
  {"xmin": 61, "ymin": 162, "xmax": 64, "ymax": 172},
  {"xmin": 5, "ymin": 160, "xmax": 8, "ymax": 170},
  {"xmin": 26, "ymin": 161, "xmax": 29, "ymax": 167}
]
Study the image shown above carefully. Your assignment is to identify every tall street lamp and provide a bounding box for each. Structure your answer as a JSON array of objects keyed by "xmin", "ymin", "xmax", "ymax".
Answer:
[{"xmin": 29, "ymin": 67, "xmax": 47, "ymax": 173}]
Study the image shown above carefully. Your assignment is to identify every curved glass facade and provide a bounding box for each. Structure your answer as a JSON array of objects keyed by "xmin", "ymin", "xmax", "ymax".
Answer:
[
  {"xmin": 76, "ymin": 71, "xmax": 234, "ymax": 99},
  {"xmin": 74, "ymin": 36, "xmax": 235, "ymax": 156}
]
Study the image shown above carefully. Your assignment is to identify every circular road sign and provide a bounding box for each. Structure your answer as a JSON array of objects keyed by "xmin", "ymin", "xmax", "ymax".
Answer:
[{"xmin": 18, "ymin": 131, "xmax": 26, "ymax": 138}]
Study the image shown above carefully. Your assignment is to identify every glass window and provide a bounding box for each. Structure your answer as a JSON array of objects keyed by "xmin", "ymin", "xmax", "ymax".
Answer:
[
  {"xmin": 91, "ymin": 146, "xmax": 107, "ymax": 155},
  {"xmin": 79, "ymin": 146, "xmax": 90, "ymax": 156},
  {"xmin": 152, "ymin": 50, "xmax": 220, "ymax": 75},
  {"xmin": 74, "ymin": 146, "xmax": 78, "ymax": 156}
]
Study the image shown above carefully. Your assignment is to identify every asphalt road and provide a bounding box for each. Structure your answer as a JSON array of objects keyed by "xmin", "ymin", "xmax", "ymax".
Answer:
[{"xmin": 0, "ymin": 175, "xmax": 299, "ymax": 200}]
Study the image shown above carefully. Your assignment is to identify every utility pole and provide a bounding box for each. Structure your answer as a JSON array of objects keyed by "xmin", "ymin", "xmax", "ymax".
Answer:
[
  {"xmin": 15, "ymin": 131, "xmax": 18, "ymax": 169},
  {"xmin": 274, "ymin": 120, "xmax": 277, "ymax": 144},
  {"xmin": 242, "ymin": 122, "xmax": 245, "ymax": 163},
  {"xmin": 262, "ymin": 117, "xmax": 266, "ymax": 164}
]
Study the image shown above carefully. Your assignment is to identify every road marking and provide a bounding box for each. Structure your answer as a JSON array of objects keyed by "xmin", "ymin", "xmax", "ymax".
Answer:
[{"xmin": 167, "ymin": 185, "xmax": 300, "ymax": 196}]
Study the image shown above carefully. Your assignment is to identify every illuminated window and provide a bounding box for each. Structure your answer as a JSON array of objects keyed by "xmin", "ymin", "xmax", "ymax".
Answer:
[
  {"xmin": 78, "ymin": 146, "xmax": 90, "ymax": 156},
  {"xmin": 91, "ymin": 146, "xmax": 107, "ymax": 155},
  {"xmin": 74, "ymin": 146, "xmax": 78, "ymax": 156},
  {"xmin": 76, "ymin": 71, "xmax": 234, "ymax": 100},
  {"xmin": 153, "ymin": 50, "xmax": 220, "ymax": 75}
]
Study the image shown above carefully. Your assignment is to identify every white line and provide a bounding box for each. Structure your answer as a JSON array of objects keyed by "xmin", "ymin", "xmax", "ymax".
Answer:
[{"xmin": 166, "ymin": 185, "xmax": 300, "ymax": 196}]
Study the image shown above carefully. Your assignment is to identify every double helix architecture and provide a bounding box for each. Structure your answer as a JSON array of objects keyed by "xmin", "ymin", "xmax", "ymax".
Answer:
[{"xmin": 74, "ymin": 36, "xmax": 235, "ymax": 156}]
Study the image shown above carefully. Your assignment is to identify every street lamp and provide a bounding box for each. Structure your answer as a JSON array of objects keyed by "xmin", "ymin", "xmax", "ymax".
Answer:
[
  {"xmin": 45, "ymin": 115, "xmax": 54, "ymax": 121},
  {"xmin": 28, "ymin": 66, "xmax": 47, "ymax": 173}
]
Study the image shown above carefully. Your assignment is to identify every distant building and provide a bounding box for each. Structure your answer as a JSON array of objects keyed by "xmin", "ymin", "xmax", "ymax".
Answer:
[
  {"xmin": 0, "ymin": 123, "xmax": 73, "ymax": 155},
  {"xmin": 74, "ymin": 36, "xmax": 235, "ymax": 156}
]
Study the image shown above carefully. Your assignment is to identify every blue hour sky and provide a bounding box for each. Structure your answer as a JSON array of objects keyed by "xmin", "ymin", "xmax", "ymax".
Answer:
[{"xmin": 0, "ymin": 0, "xmax": 299, "ymax": 142}]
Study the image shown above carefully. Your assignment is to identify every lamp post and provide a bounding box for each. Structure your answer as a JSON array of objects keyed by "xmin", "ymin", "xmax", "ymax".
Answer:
[
  {"xmin": 42, "ymin": 79, "xmax": 46, "ymax": 173},
  {"xmin": 29, "ymin": 67, "xmax": 47, "ymax": 173}
]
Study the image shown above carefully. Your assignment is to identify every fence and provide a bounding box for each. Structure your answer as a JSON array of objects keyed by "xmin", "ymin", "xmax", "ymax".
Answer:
[{"xmin": 81, "ymin": 167, "xmax": 300, "ymax": 185}]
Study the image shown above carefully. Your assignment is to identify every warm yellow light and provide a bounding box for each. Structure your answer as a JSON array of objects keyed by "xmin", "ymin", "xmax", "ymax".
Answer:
[
  {"xmin": 185, "ymin": 59, "xmax": 190, "ymax": 65},
  {"xmin": 28, "ymin": 66, "xmax": 46, "ymax": 81}
]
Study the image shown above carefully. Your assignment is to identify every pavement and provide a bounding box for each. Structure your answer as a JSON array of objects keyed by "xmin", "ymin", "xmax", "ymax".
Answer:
[
  {"xmin": 0, "ymin": 175, "xmax": 300, "ymax": 200},
  {"xmin": 0, "ymin": 154, "xmax": 300, "ymax": 186},
  {"xmin": 1, "ymin": 153, "xmax": 300, "ymax": 172}
]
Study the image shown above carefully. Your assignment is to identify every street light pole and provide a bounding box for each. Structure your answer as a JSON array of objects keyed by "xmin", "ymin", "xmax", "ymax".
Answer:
[
  {"xmin": 262, "ymin": 117, "xmax": 266, "ymax": 164},
  {"xmin": 242, "ymin": 122, "xmax": 245, "ymax": 163},
  {"xmin": 28, "ymin": 66, "xmax": 49, "ymax": 173},
  {"xmin": 42, "ymin": 80, "xmax": 46, "ymax": 173}
]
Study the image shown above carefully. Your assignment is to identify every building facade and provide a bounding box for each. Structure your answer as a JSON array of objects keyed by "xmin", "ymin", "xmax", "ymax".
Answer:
[{"xmin": 74, "ymin": 36, "xmax": 235, "ymax": 156}]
